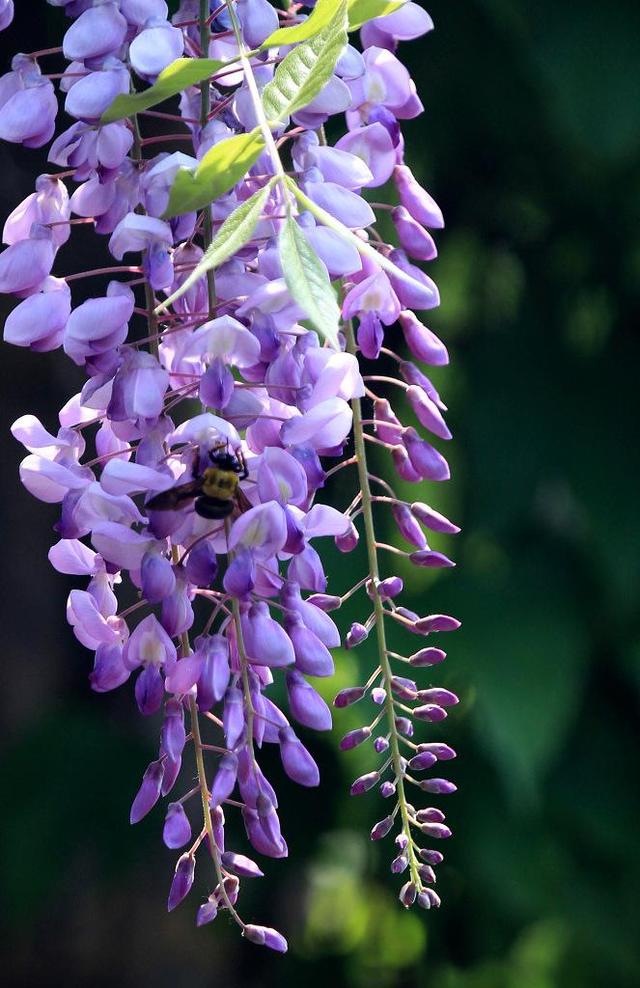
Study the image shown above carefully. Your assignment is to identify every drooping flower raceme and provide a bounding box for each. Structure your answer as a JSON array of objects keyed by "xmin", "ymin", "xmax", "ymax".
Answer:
[{"xmin": 0, "ymin": 0, "xmax": 459, "ymax": 948}]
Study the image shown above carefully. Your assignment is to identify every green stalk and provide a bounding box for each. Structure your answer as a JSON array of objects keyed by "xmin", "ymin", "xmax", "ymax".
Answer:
[
  {"xmin": 344, "ymin": 319, "xmax": 422, "ymax": 891},
  {"xmin": 199, "ymin": 0, "xmax": 217, "ymax": 314},
  {"xmin": 225, "ymin": 0, "xmax": 290, "ymax": 203}
]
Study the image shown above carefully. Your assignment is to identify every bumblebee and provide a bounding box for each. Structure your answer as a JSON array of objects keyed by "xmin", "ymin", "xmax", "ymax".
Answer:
[{"xmin": 147, "ymin": 445, "xmax": 251, "ymax": 520}]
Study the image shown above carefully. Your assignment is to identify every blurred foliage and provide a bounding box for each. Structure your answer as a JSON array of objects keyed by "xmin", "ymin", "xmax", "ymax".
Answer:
[{"xmin": 1, "ymin": 0, "xmax": 639, "ymax": 986}]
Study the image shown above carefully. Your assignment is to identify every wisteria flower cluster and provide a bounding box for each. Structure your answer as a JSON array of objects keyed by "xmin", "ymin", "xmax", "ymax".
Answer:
[{"xmin": 0, "ymin": 0, "xmax": 459, "ymax": 951}]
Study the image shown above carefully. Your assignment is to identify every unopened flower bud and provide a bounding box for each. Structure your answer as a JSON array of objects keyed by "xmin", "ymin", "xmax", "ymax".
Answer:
[
  {"xmin": 410, "ymin": 549, "xmax": 455, "ymax": 568},
  {"xmin": 391, "ymin": 854, "xmax": 408, "ymax": 873},
  {"xmin": 391, "ymin": 675, "xmax": 417, "ymax": 700},
  {"xmin": 410, "ymin": 501, "xmax": 460, "ymax": 534},
  {"xmin": 243, "ymin": 925, "xmax": 288, "ymax": 953},
  {"xmin": 370, "ymin": 816, "xmax": 394, "ymax": 841},
  {"xmin": 196, "ymin": 898, "xmax": 218, "ymax": 927},
  {"xmin": 340, "ymin": 726, "xmax": 371, "ymax": 751},
  {"xmin": 408, "ymin": 751, "xmax": 438, "ymax": 771},
  {"xmin": 221, "ymin": 851, "xmax": 264, "ymax": 879},
  {"xmin": 345, "ymin": 622, "xmax": 368, "ymax": 648},
  {"xmin": 418, "ymin": 778, "xmax": 457, "ymax": 794},
  {"xmin": 414, "ymin": 704, "xmax": 447, "ymax": 723},
  {"xmin": 399, "ymin": 880, "xmax": 417, "ymax": 908},
  {"xmin": 163, "ymin": 802, "xmax": 192, "ymax": 849},
  {"xmin": 307, "ymin": 593, "xmax": 342, "ymax": 612},
  {"xmin": 377, "ymin": 575, "xmax": 403, "ymax": 599},
  {"xmin": 334, "ymin": 686, "xmax": 366, "ymax": 708},
  {"xmin": 130, "ymin": 759, "xmax": 164, "ymax": 824},
  {"xmin": 414, "ymin": 614, "xmax": 461, "ymax": 634},
  {"xmin": 419, "ymin": 822, "xmax": 452, "ymax": 839},
  {"xmin": 417, "ymin": 742, "xmax": 457, "ymax": 761},
  {"xmin": 416, "ymin": 807, "xmax": 446, "ymax": 823},
  {"xmin": 392, "ymin": 501, "xmax": 428, "ymax": 548},
  {"xmin": 419, "ymin": 848, "xmax": 444, "ymax": 865},
  {"xmin": 418, "ymin": 688, "xmax": 459, "ymax": 706},
  {"xmin": 167, "ymin": 853, "xmax": 195, "ymax": 911},
  {"xmin": 394, "ymin": 716, "xmax": 413, "ymax": 736},
  {"xmin": 418, "ymin": 888, "xmax": 441, "ymax": 909},
  {"xmin": 409, "ymin": 647, "xmax": 447, "ymax": 667},
  {"xmin": 350, "ymin": 771, "xmax": 380, "ymax": 796}
]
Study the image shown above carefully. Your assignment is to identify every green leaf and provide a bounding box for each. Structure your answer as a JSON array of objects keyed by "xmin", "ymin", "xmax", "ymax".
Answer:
[
  {"xmin": 260, "ymin": 0, "xmax": 337, "ymax": 48},
  {"xmin": 157, "ymin": 180, "xmax": 276, "ymax": 313},
  {"xmin": 162, "ymin": 129, "xmax": 265, "ymax": 219},
  {"xmin": 101, "ymin": 58, "xmax": 229, "ymax": 124},
  {"xmin": 262, "ymin": 0, "xmax": 348, "ymax": 123},
  {"xmin": 279, "ymin": 216, "xmax": 341, "ymax": 349},
  {"xmin": 286, "ymin": 177, "xmax": 431, "ymax": 299},
  {"xmin": 347, "ymin": 0, "xmax": 408, "ymax": 31}
]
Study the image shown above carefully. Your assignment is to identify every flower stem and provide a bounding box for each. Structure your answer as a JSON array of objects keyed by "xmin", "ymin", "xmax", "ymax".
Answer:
[
  {"xmin": 199, "ymin": 0, "xmax": 217, "ymax": 314},
  {"xmin": 224, "ymin": 0, "xmax": 290, "ymax": 203},
  {"xmin": 344, "ymin": 319, "xmax": 422, "ymax": 892},
  {"xmin": 188, "ymin": 692, "xmax": 244, "ymax": 928}
]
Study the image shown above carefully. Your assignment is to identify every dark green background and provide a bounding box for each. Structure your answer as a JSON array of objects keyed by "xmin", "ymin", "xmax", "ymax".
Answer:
[{"xmin": 1, "ymin": 1, "xmax": 639, "ymax": 985}]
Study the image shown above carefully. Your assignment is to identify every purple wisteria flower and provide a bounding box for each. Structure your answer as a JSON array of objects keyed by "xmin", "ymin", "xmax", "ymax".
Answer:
[{"xmin": 0, "ymin": 0, "xmax": 459, "ymax": 948}]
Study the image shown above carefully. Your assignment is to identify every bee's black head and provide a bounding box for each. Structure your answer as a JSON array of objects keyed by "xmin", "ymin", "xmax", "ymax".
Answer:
[{"xmin": 209, "ymin": 448, "xmax": 241, "ymax": 473}]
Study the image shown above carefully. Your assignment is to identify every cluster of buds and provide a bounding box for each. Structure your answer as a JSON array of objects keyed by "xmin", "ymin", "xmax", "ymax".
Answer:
[{"xmin": 0, "ymin": 0, "xmax": 458, "ymax": 949}]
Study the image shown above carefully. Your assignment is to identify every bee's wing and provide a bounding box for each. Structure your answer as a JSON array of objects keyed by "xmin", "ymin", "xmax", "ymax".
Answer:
[
  {"xmin": 232, "ymin": 486, "xmax": 254, "ymax": 517},
  {"xmin": 147, "ymin": 479, "xmax": 203, "ymax": 511}
]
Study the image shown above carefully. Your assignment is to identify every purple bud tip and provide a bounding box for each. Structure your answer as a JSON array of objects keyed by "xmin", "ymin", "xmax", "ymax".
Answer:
[
  {"xmin": 417, "ymin": 742, "xmax": 457, "ymax": 761},
  {"xmin": 196, "ymin": 900, "xmax": 218, "ymax": 927},
  {"xmin": 409, "ymin": 550, "xmax": 456, "ymax": 568},
  {"xmin": 168, "ymin": 853, "xmax": 195, "ymax": 912},
  {"xmin": 221, "ymin": 851, "xmax": 264, "ymax": 878},
  {"xmin": 394, "ymin": 716, "xmax": 414, "ymax": 736},
  {"xmin": 345, "ymin": 622, "xmax": 368, "ymax": 648},
  {"xmin": 163, "ymin": 802, "xmax": 192, "ymax": 849},
  {"xmin": 423, "ymin": 689, "xmax": 459, "ymax": 707},
  {"xmin": 307, "ymin": 593, "xmax": 342, "ymax": 612},
  {"xmin": 408, "ymin": 751, "xmax": 438, "ymax": 771},
  {"xmin": 373, "ymin": 736, "xmax": 390, "ymax": 753},
  {"xmin": 371, "ymin": 687, "xmax": 387, "ymax": 705},
  {"xmin": 130, "ymin": 759, "xmax": 164, "ymax": 825},
  {"xmin": 399, "ymin": 881, "xmax": 417, "ymax": 908},
  {"xmin": 418, "ymin": 889, "xmax": 441, "ymax": 910},
  {"xmin": 415, "ymin": 614, "xmax": 461, "ymax": 634},
  {"xmin": 340, "ymin": 726, "xmax": 371, "ymax": 751},
  {"xmin": 350, "ymin": 771, "xmax": 380, "ymax": 796},
  {"xmin": 334, "ymin": 686, "xmax": 366, "ymax": 708},
  {"xmin": 244, "ymin": 925, "xmax": 288, "ymax": 953},
  {"xmin": 370, "ymin": 816, "xmax": 394, "ymax": 841},
  {"xmin": 410, "ymin": 501, "xmax": 460, "ymax": 535},
  {"xmin": 416, "ymin": 807, "xmax": 446, "ymax": 824},
  {"xmin": 391, "ymin": 854, "xmax": 409, "ymax": 874},
  {"xmin": 391, "ymin": 675, "xmax": 418, "ymax": 700},
  {"xmin": 419, "ymin": 822, "xmax": 453, "ymax": 840},
  {"xmin": 380, "ymin": 780, "xmax": 396, "ymax": 798},
  {"xmin": 419, "ymin": 864, "xmax": 437, "ymax": 884},
  {"xmin": 419, "ymin": 778, "xmax": 457, "ymax": 795},
  {"xmin": 369, "ymin": 575, "xmax": 404, "ymax": 600},
  {"xmin": 395, "ymin": 834, "xmax": 409, "ymax": 851},
  {"xmin": 414, "ymin": 704, "xmax": 447, "ymax": 723},
  {"xmin": 409, "ymin": 647, "xmax": 447, "ymax": 667},
  {"xmin": 420, "ymin": 848, "xmax": 445, "ymax": 865}
]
